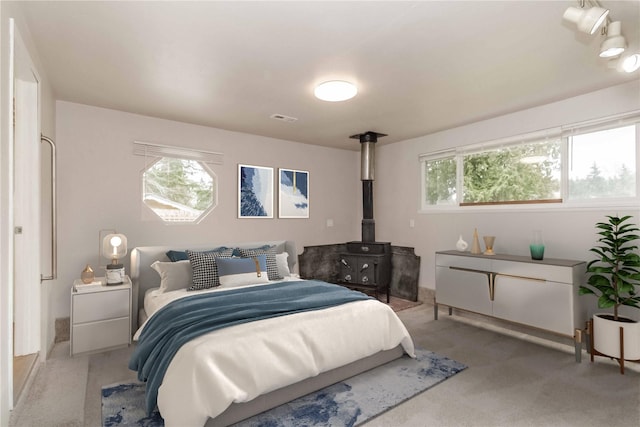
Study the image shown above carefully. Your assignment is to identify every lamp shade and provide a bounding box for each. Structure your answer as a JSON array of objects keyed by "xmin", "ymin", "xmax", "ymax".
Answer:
[
  {"xmin": 563, "ymin": 6, "xmax": 609, "ymax": 35},
  {"xmin": 600, "ymin": 21, "xmax": 626, "ymax": 58},
  {"xmin": 102, "ymin": 233, "xmax": 127, "ymax": 264}
]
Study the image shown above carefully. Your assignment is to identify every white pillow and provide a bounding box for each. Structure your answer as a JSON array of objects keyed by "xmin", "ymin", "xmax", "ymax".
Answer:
[
  {"xmin": 150, "ymin": 260, "xmax": 192, "ymax": 293},
  {"xmin": 275, "ymin": 252, "xmax": 291, "ymax": 277}
]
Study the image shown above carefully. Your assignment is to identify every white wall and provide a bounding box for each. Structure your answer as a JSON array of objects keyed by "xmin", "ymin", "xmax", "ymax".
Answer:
[
  {"xmin": 53, "ymin": 101, "xmax": 361, "ymax": 323},
  {"xmin": 376, "ymin": 80, "xmax": 640, "ymax": 320}
]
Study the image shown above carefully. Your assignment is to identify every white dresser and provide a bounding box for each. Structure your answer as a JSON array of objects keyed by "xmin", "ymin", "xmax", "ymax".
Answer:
[
  {"xmin": 70, "ymin": 276, "xmax": 132, "ymax": 356},
  {"xmin": 435, "ymin": 251, "xmax": 587, "ymax": 360}
]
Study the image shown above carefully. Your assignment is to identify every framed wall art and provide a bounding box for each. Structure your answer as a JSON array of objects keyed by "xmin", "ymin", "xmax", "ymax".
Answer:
[
  {"xmin": 278, "ymin": 168, "xmax": 309, "ymax": 218},
  {"xmin": 238, "ymin": 164, "xmax": 274, "ymax": 218}
]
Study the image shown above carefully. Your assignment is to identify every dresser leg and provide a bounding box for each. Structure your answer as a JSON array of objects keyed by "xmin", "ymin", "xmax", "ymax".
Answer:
[{"xmin": 574, "ymin": 328, "xmax": 582, "ymax": 363}]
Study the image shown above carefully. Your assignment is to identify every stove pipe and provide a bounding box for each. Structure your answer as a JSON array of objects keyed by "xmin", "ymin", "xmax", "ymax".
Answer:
[{"xmin": 349, "ymin": 131, "xmax": 387, "ymax": 242}]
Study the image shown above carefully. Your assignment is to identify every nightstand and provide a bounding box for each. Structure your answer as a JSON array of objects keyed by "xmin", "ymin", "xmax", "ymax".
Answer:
[{"xmin": 70, "ymin": 276, "xmax": 132, "ymax": 356}]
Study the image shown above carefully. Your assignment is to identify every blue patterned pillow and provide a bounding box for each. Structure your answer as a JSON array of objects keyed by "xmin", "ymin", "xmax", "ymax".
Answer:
[
  {"xmin": 238, "ymin": 246, "xmax": 282, "ymax": 280},
  {"xmin": 186, "ymin": 248, "xmax": 234, "ymax": 290},
  {"xmin": 217, "ymin": 255, "xmax": 269, "ymax": 287}
]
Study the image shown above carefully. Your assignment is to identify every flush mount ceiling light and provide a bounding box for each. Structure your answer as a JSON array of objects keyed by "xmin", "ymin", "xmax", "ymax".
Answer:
[
  {"xmin": 563, "ymin": 3, "xmax": 609, "ymax": 35},
  {"xmin": 314, "ymin": 80, "xmax": 357, "ymax": 102},
  {"xmin": 599, "ymin": 21, "xmax": 626, "ymax": 58}
]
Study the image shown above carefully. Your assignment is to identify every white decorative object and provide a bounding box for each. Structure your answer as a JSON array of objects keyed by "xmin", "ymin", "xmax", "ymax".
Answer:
[{"xmin": 455, "ymin": 235, "xmax": 468, "ymax": 252}]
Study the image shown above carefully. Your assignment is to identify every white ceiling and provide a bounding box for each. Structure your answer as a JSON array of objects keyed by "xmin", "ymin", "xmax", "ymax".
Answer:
[{"xmin": 18, "ymin": 1, "xmax": 640, "ymax": 150}]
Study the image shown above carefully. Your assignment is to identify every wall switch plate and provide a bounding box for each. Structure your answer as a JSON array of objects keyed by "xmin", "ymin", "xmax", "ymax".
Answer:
[
  {"xmin": 326, "ymin": 219, "xmax": 334, "ymax": 227},
  {"xmin": 409, "ymin": 219, "xmax": 415, "ymax": 228}
]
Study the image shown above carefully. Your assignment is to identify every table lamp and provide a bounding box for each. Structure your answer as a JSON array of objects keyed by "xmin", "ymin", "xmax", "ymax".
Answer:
[{"xmin": 102, "ymin": 233, "xmax": 127, "ymax": 285}]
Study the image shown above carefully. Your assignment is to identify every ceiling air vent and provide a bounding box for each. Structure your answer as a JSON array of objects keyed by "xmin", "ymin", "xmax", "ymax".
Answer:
[{"xmin": 270, "ymin": 113, "xmax": 298, "ymax": 123}]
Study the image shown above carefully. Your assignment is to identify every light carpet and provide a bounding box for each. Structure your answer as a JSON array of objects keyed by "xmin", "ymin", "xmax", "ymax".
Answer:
[{"xmin": 102, "ymin": 348, "xmax": 466, "ymax": 427}]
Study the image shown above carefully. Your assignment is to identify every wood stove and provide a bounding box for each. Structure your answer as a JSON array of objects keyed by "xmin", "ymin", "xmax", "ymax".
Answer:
[{"xmin": 338, "ymin": 131, "xmax": 392, "ymax": 302}]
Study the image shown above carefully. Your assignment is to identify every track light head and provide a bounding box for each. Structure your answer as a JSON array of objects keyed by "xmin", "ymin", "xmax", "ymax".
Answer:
[
  {"xmin": 621, "ymin": 54, "xmax": 640, "ymax": 73},
  {"xmin": 599, "ymin": 21, "xmax": 626, "ymax": 58},
  {"xmin": 607, "ymin": 53, "xmax": 640, "ymax": 73},
  {"xmin": 563, "ymin": 5, "xmax": 610, "ymax": 35}
]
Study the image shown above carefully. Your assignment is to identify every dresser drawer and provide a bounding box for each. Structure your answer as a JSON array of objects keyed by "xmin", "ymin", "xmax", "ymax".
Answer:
[
  {"xmin": 72, "ymin": 317, "xmax": 130, "ymax": 355},
  {"xmin": 72, "ymin": 289, "xmax": 130, "ymax": 324}
]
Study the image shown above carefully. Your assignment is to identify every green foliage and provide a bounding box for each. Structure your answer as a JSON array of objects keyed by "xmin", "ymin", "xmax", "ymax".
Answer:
[
  {"xmin": 579, "ymin": 215, "xmax": 640, "ymax": 319},
  {"xmin": 423, "ymin": 140, "xmax": 562, "ymax": 206},
  {"xmin": 144, "ymin": 158, "xmax": 214, "ymax": 212},
  {"xmin": 463, "ymin": 141, "xmax": 560, "ymax": 203},
  {"xmin": 424, "ymin": 156, "xmax": 456, "ymax": 204},
  {"xmin": 569, "ymin": 162, "xmax": 635, "ymax": 199},
  {"xmin": 569, "ymin": 162, "xmax": 636, "ymax": 199}
]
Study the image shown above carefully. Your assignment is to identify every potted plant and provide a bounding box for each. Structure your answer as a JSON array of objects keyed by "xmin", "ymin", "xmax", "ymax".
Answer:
[{"xmin": 579, "ymin": 215, "xmax": 640, "ymax": 373}]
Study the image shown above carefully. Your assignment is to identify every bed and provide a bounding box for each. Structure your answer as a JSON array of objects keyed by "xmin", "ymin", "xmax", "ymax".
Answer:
[{"xmin": 129, "ymin": 240, "xmax": 415, "ymax": 427}]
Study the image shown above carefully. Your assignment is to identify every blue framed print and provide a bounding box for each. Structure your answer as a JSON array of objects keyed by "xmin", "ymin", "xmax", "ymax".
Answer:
[
  {"xmin": 238, "ymin": 164, "xmax": 274, "ymax": 218},
  {"xmin": 278, "ymin": 168, "xmax": 309, "ymax": 218}
]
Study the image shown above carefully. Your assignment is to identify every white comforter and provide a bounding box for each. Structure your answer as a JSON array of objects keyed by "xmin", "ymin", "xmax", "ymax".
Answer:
[{"xmin": 135, "ymin": 282, "xmax": 415, "ymax": 427}]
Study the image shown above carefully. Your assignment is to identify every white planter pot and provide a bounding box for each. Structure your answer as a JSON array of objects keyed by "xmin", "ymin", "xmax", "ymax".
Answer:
[{"xmin": 593, "ymin": 313, "xmax": 640, "ymax": 360}]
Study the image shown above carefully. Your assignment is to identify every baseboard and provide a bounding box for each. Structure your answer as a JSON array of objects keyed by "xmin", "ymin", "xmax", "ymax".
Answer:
[
  {"xmin": 418, "ymin": 287, "xmax": 435, "ymax": 303},
  {"xmin": 55, "ymin": 317, "xmax": 70, "ymax": 343}
]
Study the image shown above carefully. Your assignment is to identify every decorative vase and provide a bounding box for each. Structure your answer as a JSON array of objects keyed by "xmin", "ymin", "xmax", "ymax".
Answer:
[
  {"xmin": 456, "ymin": 235, "xmax": 468, "ymax": 252},
  {"xmin": 483, "ymin": 236, "xmax": 495, "ymax": 255},
  {"xmin": 530, "ymin": 230, "xmax": 545, "ymax": 260},
  {"xmin": 81, "ymin": 264, "xmax": 95, "ymax": 284},
  {"xmin": 593, "ymin": 313, "xmax": 640, "ymax": 361},
  {"xmin": 470, "ymin": 229, "xmax": 482, "ymax": 254}
]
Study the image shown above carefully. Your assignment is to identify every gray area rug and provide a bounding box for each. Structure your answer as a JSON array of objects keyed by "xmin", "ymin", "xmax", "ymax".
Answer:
[{"xmin": 102, "ymin": 348, "xmax": 466, "ymax": 427}]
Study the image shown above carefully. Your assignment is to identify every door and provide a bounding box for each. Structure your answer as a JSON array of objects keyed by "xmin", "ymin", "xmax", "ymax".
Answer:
[{"xmin": 13, "ymin": 27, "xmax": 41, "ymax": 358}]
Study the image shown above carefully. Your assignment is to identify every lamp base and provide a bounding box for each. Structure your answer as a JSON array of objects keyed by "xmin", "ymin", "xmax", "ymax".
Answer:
[{"xmin": 106, "ymin": 263, "xmax": 125, "ymax": 285}]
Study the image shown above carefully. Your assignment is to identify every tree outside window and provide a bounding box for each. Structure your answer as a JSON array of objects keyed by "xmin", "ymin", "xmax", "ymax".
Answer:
[
  {"xmin": 568, "ymin": 125, "xmax": 636, "ymax": 200},
  {"xmin": 462, "ymin": 140, "xmax": 561, "ymax": 205},
  {"xmin": 143, "ymin": 157, "xmax": 217, "ymax": 223}
]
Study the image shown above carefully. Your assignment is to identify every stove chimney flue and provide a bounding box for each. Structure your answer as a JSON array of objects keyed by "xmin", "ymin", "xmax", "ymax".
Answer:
[
  {"xmin": 350, "ymin": 131, "xmax": 387, "ymax": 242},
  {"xmin": 350, "ymin": 131, "xmax": 386, "ymax": 181}
]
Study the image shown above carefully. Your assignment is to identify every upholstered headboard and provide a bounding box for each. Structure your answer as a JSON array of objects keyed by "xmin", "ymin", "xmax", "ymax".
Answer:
[{"xmin": 130, "ymin": 240, "xmax": 297, "ymax": 332}]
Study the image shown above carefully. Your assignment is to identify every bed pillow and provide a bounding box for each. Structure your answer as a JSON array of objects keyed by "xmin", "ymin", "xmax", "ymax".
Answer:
[
  {"xmin": 166, "ymin": 246, "xmax": 231, "ymax": 262},
  {"xmin": 238, "ymin": 246, "xmax": 282, "ymax": 280},
  {"xmin": 217, "ymin": 255, "xmax": 269, "ymax": 288},
  {"xmin": 186, "ymin": 248, "xmax": 234, "ymax": 290},
  {"xmin": 150, "ymin": 260, "xmax": 192, "ymax": 293},
  {"xmin": 275, "ymin": 252, "xmax": 291, "ymax": 277}
]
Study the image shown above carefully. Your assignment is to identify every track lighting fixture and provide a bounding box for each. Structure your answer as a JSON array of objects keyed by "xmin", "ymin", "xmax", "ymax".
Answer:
[
  {"xmin": 563, "ymin": 0, "xmax": 638, "ymax": 73},
  {"xmin": 599, "ymin": 21, "xmax": 626, "ymax": 58},
  {"xmin": 563, "ymin": 4, "xmax": 609, "ymax": 35}
]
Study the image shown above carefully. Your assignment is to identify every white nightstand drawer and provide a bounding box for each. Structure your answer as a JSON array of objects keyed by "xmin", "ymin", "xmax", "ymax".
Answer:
[
  {"xmin": 73, "ymin": 289, "xmax": 129, "ymax": 323},
  {"xmin": 72, "ymin": 317, "xmax": 130, "ymax": 355}
]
